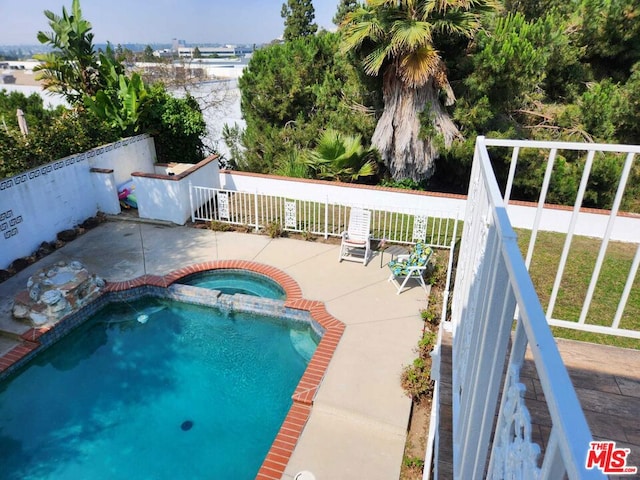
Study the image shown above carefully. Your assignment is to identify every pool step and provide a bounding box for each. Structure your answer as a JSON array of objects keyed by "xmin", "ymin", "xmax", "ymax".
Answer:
[{"xmin": 290, "ymin": 330, "xmax": 317, "ymax": 363}]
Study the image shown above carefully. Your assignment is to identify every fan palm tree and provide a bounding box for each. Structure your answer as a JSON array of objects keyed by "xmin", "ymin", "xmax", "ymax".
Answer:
[
  {"xmin": 304, "ymin": 129, "xmax": 377, "ymax": 182},
  {"xmin": 341, "ymin": 0, "xmax": 496, "ymax": 181}
]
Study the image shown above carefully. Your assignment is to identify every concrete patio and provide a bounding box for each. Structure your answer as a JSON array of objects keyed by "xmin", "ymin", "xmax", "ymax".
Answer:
[{"xmin": 0, "ymin": 219, "xmax": 429, "ymax": 480}]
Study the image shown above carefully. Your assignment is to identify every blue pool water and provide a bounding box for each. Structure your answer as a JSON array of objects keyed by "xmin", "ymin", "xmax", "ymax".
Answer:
[
  {"xmin": 0, "ymin": 297, "xmax": 316, "ymax": 479},
  {"xmin": 180, "ymin": 270, "xmax": 286, "ymax": 299}
]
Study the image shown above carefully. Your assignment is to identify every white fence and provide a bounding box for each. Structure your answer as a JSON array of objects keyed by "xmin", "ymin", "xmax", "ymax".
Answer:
[
  {"xmin": 487, "ymin": 138, "xmax": 640, "ymax": 339},
  {"xmin": 448, "ymin": 136, "xmax": 604, "ymax": 479},
  {"xmin": 190, "ymin": 184, "xmax": 460, "ymax": 249}
]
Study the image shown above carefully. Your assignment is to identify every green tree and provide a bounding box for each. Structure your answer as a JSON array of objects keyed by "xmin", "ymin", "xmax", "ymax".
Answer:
[
  {"xmin": 340, "ymin": 0, "xmax": 496, "ymax": 182},
  {"xmin": 577, "ymin": 0, "xmax": 640, "ymax": 80},
  {"xmin": 464, "ymin": 13, "xmax": 553, "ymax": 111},
  {"xmin": 143, "ymin": 45, "xmax": 155, "ymax": 62},
  {"xmin": 237, "ymin": 32, "xmax": 376, "ymax": 173},
  {"xmin": 0, "ymin": 90, "xmax": 64, "ymax": 132},
  {"xmin": 281, "ymin": 0, "xmax": 318, "ymax": 41},
  {"xmin": 333, "ymin": 0, "xmax": 359, "ymax": 25},
  {"xmin": 504, "ymin": 0, "xmax": 573, "ymax": 19},
  {"xmin": 139, "ymin": 84, "xmax": 207, "ymax": 164},
  {"xmin": 33, "ymin": 0, "xmax": 114, "ymax": 105},
  {"xmin": 616, "ymin": 62, "xmax": 640, "ymax": 143},
  {"xmin": 84, "ymin": 65, "xmax": 147, "ymax": 134},
  {"xmin": 193, "ymin": 46, "xmax": 202, "ymax": 58},
  {"xmin": 0, "ymin": 109, "xmax": 118, "ymax": 179},
  {"xmin": 31, "ymin": 0, "xmax": 208, "ymax": 164}
]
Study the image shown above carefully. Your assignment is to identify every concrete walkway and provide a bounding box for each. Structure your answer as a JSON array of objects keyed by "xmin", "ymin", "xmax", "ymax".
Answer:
[{"xmin": 0, "ymin": 220, "xmax": 429, "ymax": 480}]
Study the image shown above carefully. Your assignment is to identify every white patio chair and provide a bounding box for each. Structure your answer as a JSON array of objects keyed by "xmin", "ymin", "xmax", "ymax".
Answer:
[
  {"xmin": 387, "ymin": 242, "xmax": 433, "ymax": 294},
  {"xmin": 339, "ymin": 207, "xmax": 372, "ymax": 266}
]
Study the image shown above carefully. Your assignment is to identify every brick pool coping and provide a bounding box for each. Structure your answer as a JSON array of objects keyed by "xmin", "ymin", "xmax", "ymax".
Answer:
[{"xmin": 0, "ymin": 260, "xmax": 345, "ymax": 480}]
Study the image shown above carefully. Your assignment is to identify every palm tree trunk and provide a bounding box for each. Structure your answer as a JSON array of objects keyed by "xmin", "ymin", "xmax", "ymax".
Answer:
[{"xmin": 372, "ymin": 66, "xmax": 461, "ymax": 181}]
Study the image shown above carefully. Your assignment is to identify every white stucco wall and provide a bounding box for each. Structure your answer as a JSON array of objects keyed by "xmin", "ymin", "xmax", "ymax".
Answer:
[
  {"xmin": 506, "ymin": 203, "xmax": 640, "ymax": 243},
  {"xmin": 134, "ymin": 156, "xmax": 220, "ymax": 225},
  {"xmin": 0, "ymin": 135, "xmax": 156, "ymax": 269},
  {"xmin": 87, "ymin": 136, "xmax": 157, "ymax": 186},
  {"xmin": 219, "ymin": 171, "xmax": 464, "ymax": 218}
]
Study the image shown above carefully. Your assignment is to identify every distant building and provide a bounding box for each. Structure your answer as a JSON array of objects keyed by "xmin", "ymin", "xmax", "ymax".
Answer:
[
  {"xmin": 172, "ymin": 38, "xmax": 186, "ymax": 51},
  {"xmin": 177, "ymin": 46, "xmax": 238, "ymax": 59},
  {"xmin": 153, "ymin": 49, "xmax": 175, "ymax": 59},
  {"xmin": 2, "ymin": 74, "xmax": 16, "ymax": 84}
]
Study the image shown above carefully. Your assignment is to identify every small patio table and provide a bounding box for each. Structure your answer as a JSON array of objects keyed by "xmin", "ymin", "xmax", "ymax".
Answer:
[{"xmin": 379, "ymin": 244, "xmax": 409, "ymax": 268}]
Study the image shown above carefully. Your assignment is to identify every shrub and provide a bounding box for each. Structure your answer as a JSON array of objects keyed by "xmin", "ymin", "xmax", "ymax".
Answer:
[
  {"xmin": 401, "ymin": 330, "xmax": 437, "ymax": 400},
  {"xmin": 265, "ymin": 221, "xmax": 283, "ymax": 238},
  {"xmin": 401, "ymin": 357, "xmax": 433, "ymax": 400},
  {"xmin": 209, "ymin": 220, "xmax": 233, "ymax": 232}
]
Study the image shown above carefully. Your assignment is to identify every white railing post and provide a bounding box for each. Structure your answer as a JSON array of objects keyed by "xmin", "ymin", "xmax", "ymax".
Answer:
[
  {"xmin": 189, "ymin": 181, "xmax": 195, "ymax": 223},
  {"xmin": 524, "ymin": 148, "xmax": 557, "ymax": 269},
  {"xmin": 440, "ymin": 213, "xmax": 458, "ymax": 325},
  {"xmin": 546, "ymin": 150, "xmax": 596, "ymax": 319},
  {"xmin": 613, "ymin": 242, "xmax": 640, "ymax": 329},
  {"xmin": 578, "ymin": 151, "xmax": 635, "ymax": 325},
  {"xmin": 254, "ymin": 190, "xmax": 259, "ymax": 232},
  {"xmin": 324, "ymin": 196, "xmax": 329, "ymax": 239},
  {"xmin": 503, "ymin": 146, "xmax": 520, "ymax": 203}
]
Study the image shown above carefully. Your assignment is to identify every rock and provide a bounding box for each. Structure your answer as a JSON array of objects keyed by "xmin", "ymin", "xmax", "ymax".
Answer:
[
  {"xmin": 69, "ymin": 261, "xmax": 83, "ymax": 271},
  {"xmin": 80, "ymin": 216, "xmax": 100, "ymax": 229},
  {"xmin": 35, "ymin": 241, "xmax": 55, "ymax": 259},
  {"xmin": 12, "ymin": 260, "xmax": 105, "ymax": 327},
  {"xmin": 42, "ymin": 289, "xmax": 63, "ymax": 306},
  {"xmin": 57, "ymin": 229, "xmax": 78, "ymax": 242},
  {"xmin": 12, "ymin": 303, "xmax": 29, "ymax": 319},
  {"xmin": 46, "ymin": 266, "xmax": 59, "ymax": 278},
  {"xmin": 29, "ymin": 283, "xmax": 42, "ymax": 302},
  {"xmin": 0, "ymin": 269, "xmax": 14, "ymax": 283},
  {"xmin": 48, "ymin": 297, "xmax": 70, "ymax": 314},
  {"xmin": 29, "ymin": 312, "xmax": 49, "ymax": 326},
  {"xmin": 10, "ymin": 257, "xmax": 30, "ymax": 273}
]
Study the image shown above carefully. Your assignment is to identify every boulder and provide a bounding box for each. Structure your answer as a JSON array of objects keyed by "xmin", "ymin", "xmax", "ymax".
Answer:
[
  {"xmin": 57, "ymin": 229, "xmax": 78, "ymax": 242},
  {"xmin": 11, "ymin": 260, "xmax": 105, "ymax": 327}
]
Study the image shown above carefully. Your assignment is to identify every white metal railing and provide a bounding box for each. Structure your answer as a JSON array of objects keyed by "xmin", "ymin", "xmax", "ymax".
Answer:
[
  {"xmin": 486, "ymin": 138, "xmax": 640, "ymax": 339},
  {"xmin": 189, "ymin": 184, "xmax": 459, "ymax": 249},
  {"xmin": 448, "ymin": 136, "xmax": 604, "ymax": 479}
]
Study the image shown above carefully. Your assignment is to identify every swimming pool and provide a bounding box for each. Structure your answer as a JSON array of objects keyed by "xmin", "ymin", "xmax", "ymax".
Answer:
[
  {"xmin": 179, "ymin": 269, "xmax": 286, "ymax": 299},
  {"xmin": 0, "ymin": 296, "xmax": 318, "ymax": 480}
]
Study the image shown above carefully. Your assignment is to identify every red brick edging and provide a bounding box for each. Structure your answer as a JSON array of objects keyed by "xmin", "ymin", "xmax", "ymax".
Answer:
[{"xmin": 1, "ymin": 260, "xmax": 344, "ymax": 480}]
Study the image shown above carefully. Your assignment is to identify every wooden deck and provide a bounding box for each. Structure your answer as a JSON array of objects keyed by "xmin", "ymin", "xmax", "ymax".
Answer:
[{"xmin": 437, "ymin": 331, "xmax": 640, "ymax": 478}]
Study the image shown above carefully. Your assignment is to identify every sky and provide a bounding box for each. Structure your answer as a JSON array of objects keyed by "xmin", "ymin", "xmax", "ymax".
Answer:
[{"xmin": 0, "ymin": 0, "xmax": 338, "ymax": 46}]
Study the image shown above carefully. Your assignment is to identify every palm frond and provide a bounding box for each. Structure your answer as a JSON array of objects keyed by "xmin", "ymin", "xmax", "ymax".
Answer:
[
  {"xmin": 398, "ymin": 45, "xmax": 442, "ymax": 87},
  {"xmin": 276, "ymin": 152, "xmax": 309, "ymax": 178},
  {"xmin": 432, "ymin": 11, "xmax": 481, "ymax": 37},
  {"xmin": 389, "ymin": 20, "xmax": 433, "ymax": 56},
  {"xmin": 363, "ymin": 44, "xmax": 394, "ymax": 76},
  {"xmin": 340, "ymin": 10, "xmax": 385, "ymax": 53},
  {"xmin": 305, "ymin": 130, "xmax": 376, "ymax": 182}
]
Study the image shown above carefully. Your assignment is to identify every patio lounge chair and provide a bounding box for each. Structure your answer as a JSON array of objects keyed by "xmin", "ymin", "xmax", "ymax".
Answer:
[
  {"xmin": 387, "ymin": 242, "xmax": 433, "ymax": 294},
  {"xmin": 339, "ymin": 207, "xmax": 372, "ymax": 266}
]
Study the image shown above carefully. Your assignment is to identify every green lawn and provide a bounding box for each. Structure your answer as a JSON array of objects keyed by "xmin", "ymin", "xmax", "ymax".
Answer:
[{"xmin": 516, "ymin": 229, "xmax": 640, "ymax": 349}]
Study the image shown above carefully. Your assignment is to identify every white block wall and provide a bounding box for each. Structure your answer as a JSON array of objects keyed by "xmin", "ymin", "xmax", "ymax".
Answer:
[{"xmin": 0, "ymin": 135, "xmax": 156, "ymax": 269}]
